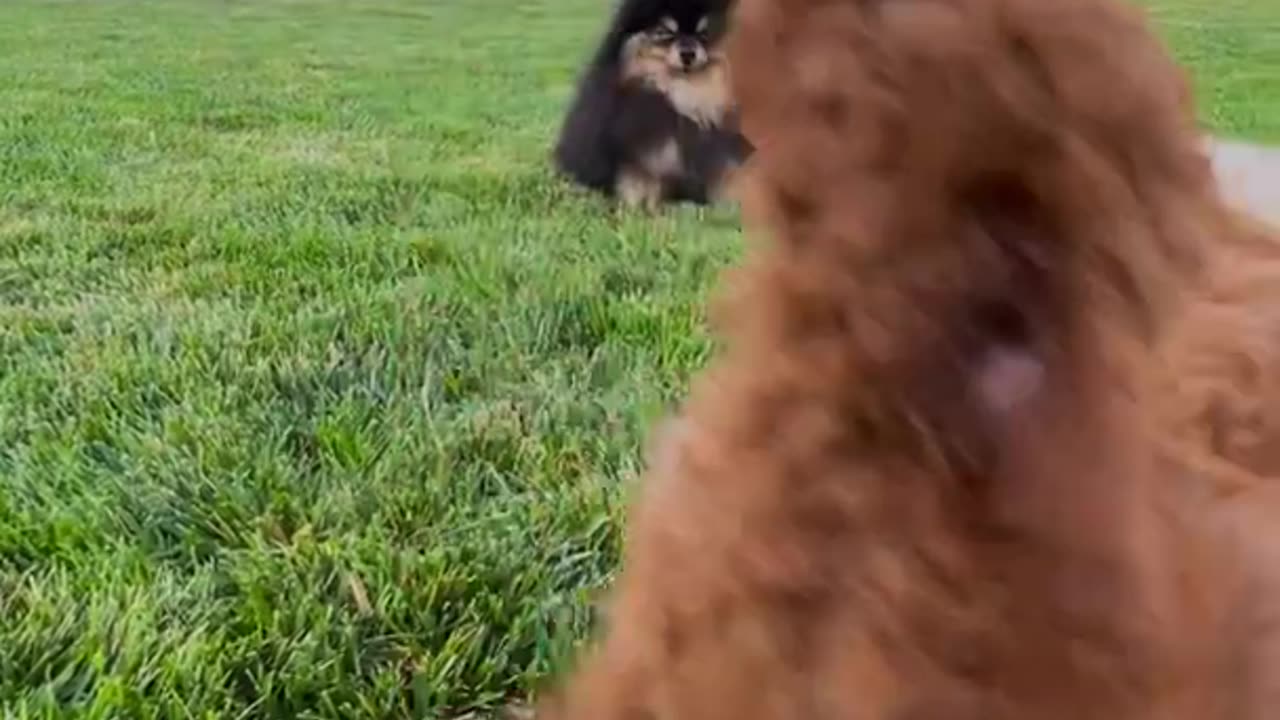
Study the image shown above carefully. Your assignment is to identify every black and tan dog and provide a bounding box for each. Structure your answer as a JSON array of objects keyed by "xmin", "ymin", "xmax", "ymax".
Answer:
[{"xmin": 553, "ymin": 0, "xmax": 752, "ymax": 210}]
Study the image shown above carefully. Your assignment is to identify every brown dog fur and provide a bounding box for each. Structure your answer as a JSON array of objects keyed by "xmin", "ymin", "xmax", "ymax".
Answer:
[
  {"xmin": 1156, "ymin": 207, "xmax": 1280, "ymax": 479},
  {"xmin": 538, "ymin": 0, "xmax": 1280, "ymax": 717}
]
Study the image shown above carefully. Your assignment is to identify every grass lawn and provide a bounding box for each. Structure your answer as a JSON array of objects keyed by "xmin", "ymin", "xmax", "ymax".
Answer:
[{"xmin": 0, "ymin": 0, "xmax": 1276, "ymax": 717}]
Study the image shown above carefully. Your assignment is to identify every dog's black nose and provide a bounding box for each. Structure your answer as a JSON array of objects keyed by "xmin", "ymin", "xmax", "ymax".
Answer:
[{"xmin": 680, "ymin": 48, "xmax": 696, "ymax": 66}]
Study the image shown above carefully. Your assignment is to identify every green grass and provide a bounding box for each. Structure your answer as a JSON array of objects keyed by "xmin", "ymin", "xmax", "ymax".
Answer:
[
  {"xmin": 1147, "ymin": 0, "xmax": 1280, "ymax": 141},
  {"xmin": 0, "ymin": 0, "xmax": 1275, "ymax": 717}
]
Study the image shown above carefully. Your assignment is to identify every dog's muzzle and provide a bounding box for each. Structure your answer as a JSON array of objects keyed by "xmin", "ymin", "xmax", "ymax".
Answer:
[{"xmin": 675, "ymin": 38, "xmax": 703, "ymax": 69}]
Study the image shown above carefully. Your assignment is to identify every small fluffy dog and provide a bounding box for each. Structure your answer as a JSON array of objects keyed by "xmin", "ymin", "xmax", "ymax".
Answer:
[
  {"xmin": 553, "ymin": 0, "xmax": 752, "ymax": 210},
  {"xmin": 539, "ymin": 0, "xmax": 1280, "ymax": 717}
]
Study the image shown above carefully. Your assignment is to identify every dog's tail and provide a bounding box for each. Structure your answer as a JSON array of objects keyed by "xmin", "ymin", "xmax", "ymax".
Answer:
[
  {"xmin": 719, "ymin": 0, "xmax": 1221, "ymax": 457},
  {"xmin": 551, "ymin": 0, "xmax": 646, "ymax": 194},
  {"xmin": 553, "ymin": 64, "xmax": 622, "ymax": 194}
]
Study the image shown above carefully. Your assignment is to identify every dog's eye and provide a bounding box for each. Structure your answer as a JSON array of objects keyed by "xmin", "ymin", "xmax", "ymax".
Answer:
[{"xmin": 651, "ymin": 29, "xmax": 675, "ymax": 43}]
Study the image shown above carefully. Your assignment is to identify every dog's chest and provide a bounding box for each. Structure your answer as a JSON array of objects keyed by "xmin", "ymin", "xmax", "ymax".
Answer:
[{"xmin": 661, "ymin": 69, "xmax": 731, "ymax": 128}]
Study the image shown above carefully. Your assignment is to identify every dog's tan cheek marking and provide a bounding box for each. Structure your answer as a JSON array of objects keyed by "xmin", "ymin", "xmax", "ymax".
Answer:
[
  {"xmin": 621, "ymin": 36, "xmax": 671, "ymax": 84},
  {"xmin": 664, "ymin": 45, "xmax": 684, "ymax": 71}
]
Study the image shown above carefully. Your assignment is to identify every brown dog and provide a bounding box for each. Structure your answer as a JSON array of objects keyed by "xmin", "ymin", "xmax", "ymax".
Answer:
[{"xmin": 538, "ymin": 0, "xmax": 1280, "ymax": 717}]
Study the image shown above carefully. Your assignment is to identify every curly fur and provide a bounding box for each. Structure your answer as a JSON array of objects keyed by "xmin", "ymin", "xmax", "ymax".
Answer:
[
  {"xmin": 1156, "ymin": 207, "xmax": 1280, "ymax": 479},
  {"xmin": 539, "ymin": 0, "xmax": 1280, "ymax": 717}
]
